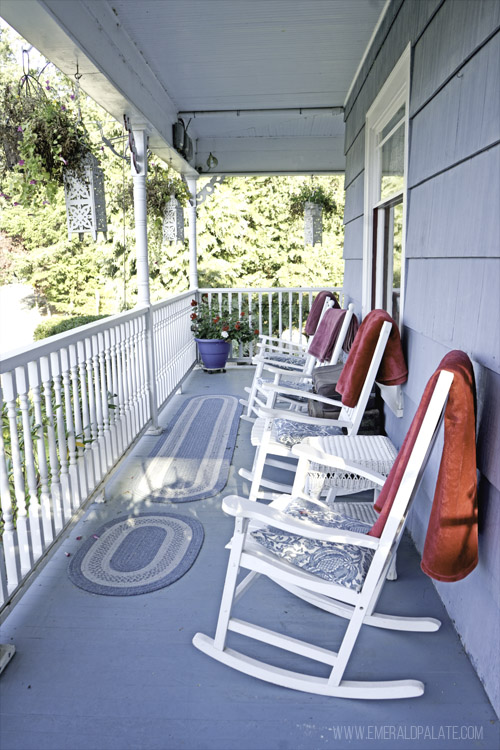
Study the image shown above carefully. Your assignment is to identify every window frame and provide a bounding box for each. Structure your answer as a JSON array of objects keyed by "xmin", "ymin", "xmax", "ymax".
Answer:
[{"xmin": 362, "ymin": 44, "xmax": 411, "ymax": 326}]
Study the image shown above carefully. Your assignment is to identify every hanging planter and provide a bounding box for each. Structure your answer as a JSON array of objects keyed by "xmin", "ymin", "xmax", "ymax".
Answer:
[
  {"xmin": 63, "ymin": 153, "xmax": 107, "ymax": 241},
  {"xmin": 0, "ymin": 66, "xmax": 97, "ymax": 208},
  {"xmin": 162, "ymin": 193, "xmax": 185, "ymax": 243},
  {"xmin": 289, "ymin": 183, "xmax": 337, "ymax": 247},
  {"xmin": 304, "ymin": 201, "xmax": 323, "ymax": 246}
]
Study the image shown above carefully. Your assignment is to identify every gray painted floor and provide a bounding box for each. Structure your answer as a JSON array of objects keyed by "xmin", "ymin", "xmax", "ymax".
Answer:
[{"xmin": 0, "ymin": 367, "xmax": 498, "ymax": 750}]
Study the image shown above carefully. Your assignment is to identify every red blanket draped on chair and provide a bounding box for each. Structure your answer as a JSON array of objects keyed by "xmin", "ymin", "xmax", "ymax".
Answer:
[
  {"xmin": 304, "ymin": 291, "xmax": 340, "ymax": 336},
  {"xmin": 335, "ymin": 309, "xmax": 407, "ymax": 408},
  {"xmin": 369, "ymin": 350, "xmax": 478, "ymax": 583}
]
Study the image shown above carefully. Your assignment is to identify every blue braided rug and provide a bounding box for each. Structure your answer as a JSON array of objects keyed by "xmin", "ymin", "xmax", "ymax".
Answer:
[
  {"xmin": 68, "ymin": 512, "xmax": 204, "ymax": 596},
  {"xmin": 137, "ymin": 394, "xmax": 242, "ymax": 503}
]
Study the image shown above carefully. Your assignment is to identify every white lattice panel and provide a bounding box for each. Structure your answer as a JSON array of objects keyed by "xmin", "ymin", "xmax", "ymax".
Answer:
[
  {"xmin": 304, "ymin": 201, "xmax": 322, "ymax": 246},
  {"xmin": 162, "ymin": 195, "xmax": 184, "ymax": 243},
  {"xmin": 63, "ymin": 154, "xmax": 107, "ymax": 241}
]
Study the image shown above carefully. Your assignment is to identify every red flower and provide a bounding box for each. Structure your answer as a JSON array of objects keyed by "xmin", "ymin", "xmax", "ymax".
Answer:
[
  {"xmin": 191, "ymin": 300, "xmax": 198, "ymax": 307},
  {"xmin": 235, "ymin": 323, "xmax": 241, "ymax": 330},
  {"xmin": 190, "ymin": 313, "xmax": 197, "ymax": 320},
  {"xmin": 254, "ymin": 329, "xmax": 259, "ymax": 335},
  {"xmin": 213, "ymin": 316, "xmax": 220, "ymax": 323},
  {"xmin": 222, "ymin": 325, "xmax": 229, "ymax": 331},
  {"xmin": 240, "ymin": 311, "xmax": 246, "ymax": 317}
]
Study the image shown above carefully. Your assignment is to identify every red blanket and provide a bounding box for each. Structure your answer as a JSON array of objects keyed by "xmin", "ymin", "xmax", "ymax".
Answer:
[
  {"xmin": 304, "ymin": 291, "xmax": 340, "ymax": 336},
  {"xmin": 369, "ymin": 350, "xmax": 478, "ymax": 583},
  {"xmin": 336, "ymin": 309, "xmax": 407, "ymax": 407},
  {"xmin": 307, "ymin": 308, "xmax": 346, "ymax": 363}
]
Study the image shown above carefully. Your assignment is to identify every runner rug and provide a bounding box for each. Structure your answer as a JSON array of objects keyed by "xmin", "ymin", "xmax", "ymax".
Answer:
[
  {"xmin": 68, "ymin": 512, "xmax": 204, "ymax": 596},
  {"xmin": 141, "ymin": 394, "xmax": 242, "ymax": 503}
]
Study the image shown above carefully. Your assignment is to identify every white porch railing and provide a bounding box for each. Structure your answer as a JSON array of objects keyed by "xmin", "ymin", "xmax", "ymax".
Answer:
[
  {"xmin": 198, "ymin": 287, "xmax": 343, "ymax": 360},
  {"xmin": 0, "ymin": 286, "xmax": 340, "ymax": 611}
]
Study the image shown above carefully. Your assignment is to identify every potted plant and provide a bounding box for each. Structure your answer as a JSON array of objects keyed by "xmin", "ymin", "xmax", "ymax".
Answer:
[
  {"xmin": 190, "ymin": 296, "xmax": 259, "ymax": 370},
  {"xmin": 289, "ymin": 183, "xmax": 337, "ymax": 246}
]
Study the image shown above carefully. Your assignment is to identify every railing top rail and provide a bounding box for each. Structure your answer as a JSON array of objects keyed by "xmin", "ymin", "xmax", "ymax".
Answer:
[
  {"xmin": 150, "ymin": 289, "xmax": 195, "ymax": 311},
  {"xmin": 197, "ymin": 287, "xmax": 342, "ymax": 294},
  {"xmin": 0, "ymin": 305, "xmax": 152, "ymax": 374}
]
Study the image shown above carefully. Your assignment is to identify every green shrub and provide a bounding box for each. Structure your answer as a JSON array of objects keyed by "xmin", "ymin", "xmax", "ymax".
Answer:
[{"xmin": 33, "ymin": 314, "xmax": 108, "ymax": 341}]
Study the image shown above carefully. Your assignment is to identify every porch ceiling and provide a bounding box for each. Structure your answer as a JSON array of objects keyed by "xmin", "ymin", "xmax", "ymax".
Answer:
[{"xmin": 1, "ymin": 0, "xmax": 387, "ymax": 176}]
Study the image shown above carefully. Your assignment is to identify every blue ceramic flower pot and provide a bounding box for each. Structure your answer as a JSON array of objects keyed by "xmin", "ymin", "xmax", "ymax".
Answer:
[{"xmin": 195, "ymin": 338, "xmax": 231, "ymax": 369}]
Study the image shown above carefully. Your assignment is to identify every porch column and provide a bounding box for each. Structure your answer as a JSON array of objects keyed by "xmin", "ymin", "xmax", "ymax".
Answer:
[
  {"xmin": 186, "ymin": 176, "xmax": 199, "ymax": 290},
  {"xmin": 131, "ymin": 129, "xmax": 150, "ymax": 306}
]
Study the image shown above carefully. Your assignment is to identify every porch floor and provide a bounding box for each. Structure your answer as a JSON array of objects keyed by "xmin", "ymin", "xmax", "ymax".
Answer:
[{"xmin": 0, "ymin": 367, "xmax": 498, "ymax": 750}]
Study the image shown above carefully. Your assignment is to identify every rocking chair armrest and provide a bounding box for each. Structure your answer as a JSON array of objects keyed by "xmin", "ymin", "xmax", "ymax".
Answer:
[
  {"xmin": 255, "ymin": 406, "xmax": 351, "ymax": 429},
  {"xmin": 260, "ymin": 382, "xmax": 342, "ymax": 407},
  {"xmin": 291, "ymin": 444, "xmax": 387, "ymax": 486},
  {"xmin": 222, "ymin": 495, "xmax": 379, "ymax": 549}
]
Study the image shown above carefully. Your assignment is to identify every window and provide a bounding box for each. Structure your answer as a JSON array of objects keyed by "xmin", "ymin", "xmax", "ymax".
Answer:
[{"xmin": 362, "ymin": 45, "xmax": 411, "ymax": 327}]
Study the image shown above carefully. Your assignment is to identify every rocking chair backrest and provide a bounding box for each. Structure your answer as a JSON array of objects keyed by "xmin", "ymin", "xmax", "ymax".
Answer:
[
  {"xmin": 338, "ymin": 320, "xmax": 392, "ymax": 435},
  {"xmin": 362, "ymin": 369, "xmax": 454, "ymax": 592},
  {"xmin": 303, "ymin": 303, "xmax": 356, "ymax": 376}
]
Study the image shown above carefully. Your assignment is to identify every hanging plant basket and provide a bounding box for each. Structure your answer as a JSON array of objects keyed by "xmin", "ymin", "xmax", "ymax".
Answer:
[
  {"xmin": 304, "ymin": 201, "xmax": 323, "ymax": 246},
  {"xmin": 63, "ymin": 153, "xmax": 107, "ymax": 241},
  {"xmin": 162, "ymin": 194, "xmax": 185, "ymax": 243}
]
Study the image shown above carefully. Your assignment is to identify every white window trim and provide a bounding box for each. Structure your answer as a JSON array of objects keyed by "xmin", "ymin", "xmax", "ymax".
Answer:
[{"xmin": 362, "ymin": 44, "xmax": 411, "ymax": 324}]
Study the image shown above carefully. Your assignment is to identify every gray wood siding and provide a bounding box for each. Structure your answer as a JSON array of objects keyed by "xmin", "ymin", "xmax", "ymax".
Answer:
[
  {"xmin": 406, "ymin": 146, "xmax": 500, "ymax": 259},
  {"xmin": 409, "ymin": 34, "xmax": 500, "ymax": 187},
  {"xmin": 411, "ymin": 0, "xmax": 500, "ymax": 115},
  {"xmin": 342, "ymin": 0, "xmax": 500, "ymax": 714}
]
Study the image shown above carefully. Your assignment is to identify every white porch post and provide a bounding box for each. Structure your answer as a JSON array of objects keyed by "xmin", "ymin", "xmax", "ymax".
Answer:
[
  {"xmin": 131, "ymin": 129, "xmax": 161, "ymax": 433},
  {"xmin": 186, "ymin": 176, "xmax": 199, "ymax": 290},
  {"xmin": 132, "ymin": 130, "xmax": 150, "ymax": 306}
]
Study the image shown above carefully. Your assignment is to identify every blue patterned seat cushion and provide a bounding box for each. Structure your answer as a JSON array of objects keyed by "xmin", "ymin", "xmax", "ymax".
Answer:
[
  {"xmin": 273, "ymin": 418, "xmax": 344, "ymax": 447},
  {"xmin": 251, "ymin": 499, "xmax": 374, "ymax": 592},
  {"xmin": 265, "ymin": 353, "xmax": 307, "ymax": 370}
]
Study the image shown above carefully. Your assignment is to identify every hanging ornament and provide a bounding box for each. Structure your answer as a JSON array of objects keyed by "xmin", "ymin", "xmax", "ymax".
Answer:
[
  {"xmin": 63, "ymin": 153, "xmax": 107, "ymax": 241},
  {"xmin": 304, "ymin": 201, "xmax": 323, "ymax": 246},
  {"xmin": 162, "ymin": 193, "xmax": 184, "ymax": 243}
]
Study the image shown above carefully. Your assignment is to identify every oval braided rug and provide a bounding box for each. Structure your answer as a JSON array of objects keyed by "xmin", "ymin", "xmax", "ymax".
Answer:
[
  {"xmin": 68, "ymin": 512, "xmax": 204, "ymax": 596},
  {"xmin": 136, "ymin": 394, "xmax": 242, "ymax": 503}
]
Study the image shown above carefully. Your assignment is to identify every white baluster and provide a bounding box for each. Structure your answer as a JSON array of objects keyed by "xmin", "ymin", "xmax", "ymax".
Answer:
[
  {"xmin": 84, "ymin": 337, "xmax": 102, "ymax": 483},
  {"xmin": 104, "ymin": 328, "xmax": 119, "ymax": 462},
  {"xmin": 77, "ymin": 339, "xmax": 96, "ymax": 492},
  {"xmin": 15, "ymin": 365, "xmax": 44, "ymax": 560},
  {"xmin": 91, "ymin": 334, "xmax": 107, "ymax": 474},
  {"xmin": 69, "ymin": 343, "xmax": 88, "ymax": 500},
  {"xmin": 0, "ymin": 388, "xmax": 22, "ymax": 591},
  {"xmin": 60, "ymin": 348, "xmax": 81, "ymax": 511},
  {"xmin": 27, "ymin": 361, "xmax": 55, "ymax": 544},
  {"xmin": 97, "ymin": 331, "xmax": 112, "ymax": 470},
  {"xmin": 50, "ymin": 351, "xmax": 72, "ymax": 521},
  {"xmin": 114, "ymin": 325, "xmax": 128, "ymax": 450},
  {"xmin": 39, "ymin": 356, "xmax": 64, "ymax": 533},
  {"xmin": 2, "ymin": 373, "xmax": 34, "ymax": 573},
  {"xmin": 123, "ymin": 322, "xmax": 137, "ymax": 439},
  {"xmin": 119, "ymin": 323, "xmax": 133, "ymax": 444}
]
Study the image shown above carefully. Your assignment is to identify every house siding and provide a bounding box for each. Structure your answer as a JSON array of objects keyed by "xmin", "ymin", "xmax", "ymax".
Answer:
[{"xmin": 343, "ymin": 0, "xmax": 500, "ymax": 715}]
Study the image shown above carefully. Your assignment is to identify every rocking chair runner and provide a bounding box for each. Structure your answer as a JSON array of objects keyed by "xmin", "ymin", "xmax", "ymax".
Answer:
[{"xmin": 193, "ymin": 351, "xmax": 477, "ymax": 699}]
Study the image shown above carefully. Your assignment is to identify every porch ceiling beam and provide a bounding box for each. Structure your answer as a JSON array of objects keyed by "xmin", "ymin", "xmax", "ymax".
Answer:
[
  {"xmin": 195, "ymin": 136, "xmax": 345, "ymax": 175},
  {"xmin": 180, "ymin": 107, "xmax": 344, "ymax": 118},
  {"xmin": 1, "ymin": 0, "xmax": 198, "ymax": 176}
]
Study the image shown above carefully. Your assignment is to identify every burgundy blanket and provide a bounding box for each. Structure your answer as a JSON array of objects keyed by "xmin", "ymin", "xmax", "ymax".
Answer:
[
  {"xmin": 304, "ymin": 291, "xmax": 340, "ymax": 336},
  {"xmin": 307, "ymin": 308, "xmax": 346, "ymax": 363},
  {"xmin": 336, "ymin": 309, "xmax": 407, "ymax": 408},
  {"xmin": 369, "ymin": 350, "xmax": 478, "ymax": 583}
]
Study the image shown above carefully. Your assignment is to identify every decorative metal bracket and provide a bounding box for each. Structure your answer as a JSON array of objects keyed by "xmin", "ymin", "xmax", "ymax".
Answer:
[{"xmin": 191, "ymin": 175, "xmax": 226, "ymax": 207}]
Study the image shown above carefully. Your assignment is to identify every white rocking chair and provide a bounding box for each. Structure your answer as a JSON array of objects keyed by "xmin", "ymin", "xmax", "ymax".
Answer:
[
  {"xmin": 241, "ymin": 301, "xmax": 354, "ymax": 421},
  {"xmin": 193, "ymin": 366, "xmax": 456, "ymax": 699},
  {"xmin": 240, "ymin": 314, "xmax": 394, "ymax": 502}
]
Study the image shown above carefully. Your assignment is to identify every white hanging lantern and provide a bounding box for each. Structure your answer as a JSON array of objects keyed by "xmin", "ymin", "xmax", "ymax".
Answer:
[
  {"xmin": 63, "ymin": 153, "xmax": 107, "ymax": 241},
  {"xmin": 162, "ymin": 194, "xmax": 184, "ymax": 243},
  {"xmin": 304, "ymin": 201, "xmax": 323, "ymax": 246}
]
